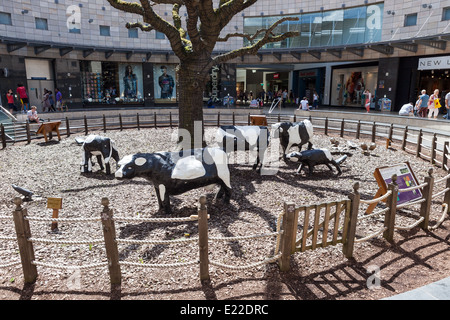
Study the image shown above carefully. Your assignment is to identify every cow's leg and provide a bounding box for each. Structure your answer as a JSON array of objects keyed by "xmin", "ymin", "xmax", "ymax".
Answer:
[
  {"xmin": 307, "ymin": 163, "xmax": 314, "ymax": 175},
  {"xmin": 325, "ymin": 163, "xmax": 334, "ymax": 172},
  {"xmin": 217, "ymin": 183, "xmax": 232, "ymax": 204},
  {"xmin": 96, "ymin": 155, "xmax": 105, "ymax": 172},
  {"xmin": 296, "ymin": 163, "xmax": 304, "ymax": 174},
  {"xmin": 105, "ymin": 163, "xmax": 111, "ymax": 175},
  {"xmin": 154, "ymin": 186, "xmax": 164, "ymax": 209},
  {"xmin": 307, "ymin": 141, "xmax": 313, "ymax": 150},
  {"xmin": 81, "ymin": 151, "xmax": 92, "ymax": 173},
  {"xmin": 155, "ymin": 185, "xmax": 171, "ymax": 214},
  {"xmin": 331, "ymin": 160, "xmax": 342, "ymax": 175}
]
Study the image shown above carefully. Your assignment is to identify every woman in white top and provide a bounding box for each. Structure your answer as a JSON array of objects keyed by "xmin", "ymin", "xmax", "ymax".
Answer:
[
  {"xmin": 428, "ymin": 89, "xmax": 440, "ymax": 119},
  {"xmin": 298, "ymin": 97, "xmax": 310, "ymax": 111}
]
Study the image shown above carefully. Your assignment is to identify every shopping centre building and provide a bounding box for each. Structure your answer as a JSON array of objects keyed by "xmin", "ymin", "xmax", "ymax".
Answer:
[{"xmin": 0, "ymin": 0, "xmax": 450, "ymax": 112}]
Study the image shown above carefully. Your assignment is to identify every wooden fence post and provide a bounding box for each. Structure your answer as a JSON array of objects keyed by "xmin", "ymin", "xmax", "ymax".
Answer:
[
  {"xmin": 444, "ymin": 171, "xmax": 450, "ymax": 208},
  {"xmin": 419, "ymin": 168, "xmax": 434, "ymax": 230},
  {"xmin": 443, "ymin": 141, "xmax": 449, "ymax": 170},
  {"xmin": 119, "ymin": 114, "xmax": 123, "ymax": 131},
  {"xmin": 84, "ymin": 115, "xmax": 88, "ymax": 135},
  {"xmin": 371, "ymin": 122, "xmax": 376, "ymax": 143},
  {"xmin": 340, "ymin": 119, "xmax": 345, "ymax": 138},
  {"xmin": 431, "ymin": 133, "xmax": 437, "ymax": 165},
  {"xmin": 279, "ymin": 202, "xmax": 296, "ymax": 272},
  {"xmin": 137, "ymin": 113, "xmax": 140, "ymax": 131},
  {"xmin": 324, "ymin": 117, "xmax": 328, "ymax": 136},
  {"xmin": 13, "ymin": 197, "xmax": 37, "ymax": 283},
  {"xmin": 384, "ymin": 175, "xmax": 399, "ymax": 243},
  {"xmin": 388, "ymin": 123, "xmax": 394, "ymax": 142},
  {"xmin": 343, "ymin": 183, "xmax": 360, "ymax": 259},
  {"xmin": 217, "ymin": 111, "xmax": 220, "ymax": 127},
  {"xmin": 233, "ymin": 112, "xmax": 236, "ymax": 126},
  {"xmin": 401, "ymin": 126, "xmax": 408, "ymax": 151},
  {"xmin": 154, "ymin": 112, "xmax": 157, "ymax": 129},
  {"xmin": 416, "ymin": 129, "xmax": 422, "ymax": 156},
  {"xmin": 1, "ymin": 123, "xmax": 6, "ymax": 149},
  {"xmin": 198, "ymin": 195, "xmax": 210, "ymax": 282},
  {"xmin": 103, "ymin": 114, "xmax": 107, "ymax": 133},
  {"xmin": 293, "ymin": 114, "xmax": 297, "ymax": 122},
  {"xmin": 170, "ymin": 112, "xmax": 173, "ymax": 128},
  {"xmin": 248, "ymin": 113, "xmax": 250, "ymax": 125},
  {"xmin": 25, "ymin": 121, "xmax": 31, "ymax": 144},
  {"xmin": 356, "ymin": 120, "xmax": 361, "ymax": 140},
  {"xmin": 65, "ymin": 117, "xmax": 71, "ymax": 137},
  {"xmin": 100, "ymin": 198, "xmax": 121, "ymax": 285}
]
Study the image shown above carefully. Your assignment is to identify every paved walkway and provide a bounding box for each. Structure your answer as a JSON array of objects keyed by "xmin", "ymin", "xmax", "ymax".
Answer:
[{"xmin": 383, "ymin": 277, "xmax": 450, "ymax": 300}]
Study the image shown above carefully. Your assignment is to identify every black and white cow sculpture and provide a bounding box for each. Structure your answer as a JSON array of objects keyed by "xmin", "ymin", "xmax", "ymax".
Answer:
[
  {"xmin": 271, "ymin": 120, "xmax": 314, "ymax": 160},
  {"xmin": 217, "ymin": 125, "xmax": 269, "ymax": 172},
  {"xmin": 286, "ymin": 148, "xmax": 347, "ymax": 176},
  {"xmin": 80, "ymin": 135, "xmax": 120, "ymax": 175},
  {"xmin": 115, "ymin": 147, "xmax": 232, "ymax": 214}
]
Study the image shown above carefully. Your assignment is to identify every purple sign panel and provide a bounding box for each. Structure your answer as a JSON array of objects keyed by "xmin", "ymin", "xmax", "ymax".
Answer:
[{"xmin": 378, "ymin": 163, "xmax": 422, "ymax": 205}]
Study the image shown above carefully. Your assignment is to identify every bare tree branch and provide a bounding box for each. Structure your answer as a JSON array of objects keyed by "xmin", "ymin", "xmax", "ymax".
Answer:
[
  {"xmin": 105, "ymin": 0, "xmax": 145, "ymax": 15},
  {"xmin": 217, "ymin": 28, "xmax": 271, "ymax": 43},
  {"xmin": 126, "ymin": 21, "xmax": 154, "ymax": 32}
]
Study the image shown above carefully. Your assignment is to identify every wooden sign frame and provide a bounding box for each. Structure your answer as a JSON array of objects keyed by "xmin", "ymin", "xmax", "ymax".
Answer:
[
  {"xmin": 366, "ymin": 161, "xmax": 422, "ymax": 214},
  {"xmin": 47, "ymin": 197, "xmax": 62, "ymax": 231}
]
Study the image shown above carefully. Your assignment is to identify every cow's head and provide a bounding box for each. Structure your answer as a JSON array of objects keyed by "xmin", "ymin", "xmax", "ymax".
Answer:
[
  {"xmin": 115, "ymin": 154, "xmax": 151, "ymax": 179},
  {"xmin": 286, "ymin": 151, "xmax": 303, "ymax": 162}
]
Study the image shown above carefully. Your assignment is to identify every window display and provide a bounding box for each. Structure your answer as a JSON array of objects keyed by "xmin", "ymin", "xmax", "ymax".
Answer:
[
  {"xmin": 80, "ymin": 61, "xmax": 144, "ymax": 105},
  {"xmin": 331, "ymin": 65, "xmax": 378, "ymax": 107},
  {"xmin": 153, "ymin": 64, "xmax": 177, "ymax": 103}
]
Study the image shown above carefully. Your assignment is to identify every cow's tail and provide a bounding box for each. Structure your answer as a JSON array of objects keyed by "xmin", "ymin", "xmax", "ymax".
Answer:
[
  {"xmin": 105, "ymin": 139, "xmax": 114, "ymax": 163},
  {"xmin": 335, "ymin": 155, "xmax": 348, "ymax": 165}
]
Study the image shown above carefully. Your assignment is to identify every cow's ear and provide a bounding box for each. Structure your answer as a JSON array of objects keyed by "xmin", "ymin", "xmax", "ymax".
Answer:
[{"xmin": 135, "ymin": 157, "xmax": 147, "ymax": 166}]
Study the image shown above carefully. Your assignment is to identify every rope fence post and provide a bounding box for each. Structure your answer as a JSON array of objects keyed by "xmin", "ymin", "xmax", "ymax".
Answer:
[
  {"xmin": 12, "ymin": 197, "xmax": 37, "ymax": 283},
  {"xmin": 279, "ymin": 202, "xmax": 296, "ymax": 272},
  {"xmin": 384, "ymin": 175, "xmax": 399, "ymax": 243},
  {"xmin": 198, "ymin": 195, "xmax": 209, "ymax": 282},
  {"xmin": 340, "ymin": 119, "xmax": 344, "ymax": 138},
  {"xmin": 371, "ymin": 122, "xmax": 376, "ymax": 143},
  {"xmin": 416, "ymin": 129, "xmax": 422, "ymax": 157},
  {"xmin": 154, "ymin": 112, "xmax": 157, "ymax": 129},
  {"xmin": 84, "ymin": 115, "xmax": 88, "ymax": 135},
  {"xmin": 356, "ymin": 120, "xmax": 361, "ymax": 140},
  {"xmin": 217, "ymin": 111, "xmax": 220, "ymax": 127},
  {"xmin": 1, "ymin": 123, "xmax": 6, "ymax": 149},
  {"xmin": 343, "ymin": 183, "xmax": 360, "ymax": 259},
  {"xmin": 443, "ymin": 141, "xmax": 449, "ymax": 170},
  {"xmin": 103, "ymin": 114, "xmax": 107, "ymax": 133},
  {"xmin": 100, "ymin": 198, "xmax": 121, "ymax": 285},
  {"xmin": 324, "ymin": 117, "xmax": 328, "ymax": 136},
  {"xmin": 402, "ymin": 126, "xmax": 408, "ymax": 151},
  {"xmin": 137, "ymin": 113, "xmax": 140, "ymax": 131},
  {"xmin": 65, "ymin": 117, "xmax": 71, "ymax": 137},
  {"xmin": 419, "ymin": 168, "xmax": 434, "ymax": 230},
  {"xmin": 25, "ymin": 121, "xmax": 31, "ymax": 144},
  {"xmin": 431, "ymin": 133, "xmax": 437, "ymax": 165},
  {"xmin": 444, "ymin": 171, "xmax": 450, "ymax": 208},
  {"xmin": 233, "ymin": 112, "xmax": 236, "ymax": 126},
  {"xmin": 119, "ymin": 114, "xmax": 123, "ymax": 131}
]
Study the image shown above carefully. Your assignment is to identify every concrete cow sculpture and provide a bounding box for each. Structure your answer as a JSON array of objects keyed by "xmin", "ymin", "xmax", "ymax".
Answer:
[
  {"xmin": 80, "ymin": 135, "xmax": 120, "ymax": 175},
  {"xmin": 115, "ymin": 147, "xmax": 232, "ymax": 214},
  {"xmin": 286, "ymin": 148, "xmax": 347, "ymax": 176},
  {"xmin": 217, "ymin": 125, "xmax": 269, "ymax": 172},
  {"xmin": 271, "ymin": 120, "xmax": 314, "ymax": 161}
]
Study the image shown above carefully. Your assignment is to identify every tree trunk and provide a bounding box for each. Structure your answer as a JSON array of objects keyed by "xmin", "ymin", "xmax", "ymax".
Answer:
[{"xmin": 177, "ymin": 56, "xmax": 210, "ymax": 150}]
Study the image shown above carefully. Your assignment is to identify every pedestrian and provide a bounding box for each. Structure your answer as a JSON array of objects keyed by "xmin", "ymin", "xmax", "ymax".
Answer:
[
  {"xmin": 312, "ymin": 91, "xmax": 319, "ymax": 109},
  {"xmin": 55, "ymin": 88, "xmax": 63, "ymax": 111},
  {"xmin": 6, "ymin": 89, "xmax": 17, "ymax": 114},
  {"xmin": 298, "ymin": 97, "xmax": 311, "ymax": 111},
  {"xmin": 444, "ymin": 91, "xmax": 450, "ymax": 120},
  {"xmin": 48, "ymin": 90, "xmax": 56, "ymax": 112},
  {"xmin": 42, "ymin": 89, "xmax": 51, "ymax": 112},
  {"xmin": 16, "ymin": 83, "xmax": 30, "ymax": 113},
  {"xmin": 417, "ymin": 89, "xmax": 429, "ymax": 117},
  {"xmin": 428, "ymin": 89, "xmax": 440, "ymax": 119},
  {"xmin": 282, "ymin": 89, "xmax": 287, "ymax": 108},
  {"xmin": 399, "ymin": 102, "xmax": 414, "ymax": 116},
  {"xmin": 364, "ymin": 89, "xmax": 371, "ymax": 113}
]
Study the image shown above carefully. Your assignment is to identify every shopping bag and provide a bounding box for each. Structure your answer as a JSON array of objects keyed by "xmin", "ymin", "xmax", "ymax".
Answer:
[{"xmin": 434, "ymin": 99, "xmax": 442, "ymax": 109}]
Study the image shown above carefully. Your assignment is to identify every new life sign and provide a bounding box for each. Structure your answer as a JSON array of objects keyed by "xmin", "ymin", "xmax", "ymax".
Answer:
[{"xmin": 418, "ymin": 56, "xmax": 450, "ymax": 70}]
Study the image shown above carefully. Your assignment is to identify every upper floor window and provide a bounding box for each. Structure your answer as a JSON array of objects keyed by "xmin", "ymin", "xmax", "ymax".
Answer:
[
  {"xmin": 155, "ymin": 31, "xmax": 165, "ymax": 39},
  {"xmin": 404, "ymin": 13, "xmax": 417, "ymax": 27},
  {"xmin": 128, "ymin": 28, "xmax": 138, "ymax": 38},
  {"xmin": 443, "ymin": 7, "xmax": 450, "ymax": 21},
  {"xmin": 35, "ymin": 18, "xmax": 48, "ymax": 30},
  {"xmin": 100, "ymin": 25, "xmax": 111, "ymax": 36},
  {"xmin": 0, "ymin": 12, "xmax": 12, "ymax": 25}
]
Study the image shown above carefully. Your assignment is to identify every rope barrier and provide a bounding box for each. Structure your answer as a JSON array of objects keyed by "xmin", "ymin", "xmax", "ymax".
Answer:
[
  {"xmin": 113, "ymin": 215, "xmax": 201, "ymax": 223},
  {"xmin": 120, "ymin": 260, "xmax": 198, "ymax": 269},
  {"xmin": 0, "ymin": 215, "xmax": 13, "ymax": 221},
  {"xmin": 354, "ymin": 227, "xmax": 387, "ymax": 243},
  {"xmin": 0, "ymin": 260, "xmax": 22, "ymax": 269},
  {"xmin": 394, "ymin": 217, "xmax": 425, "ymax": 231},
  {"xmin": 28, "ymin": 237, "xmax": 104, "ymax": 246},
  {"xmin": 32, "ymin": 260, "xmax": 108, "ymax": 270},
  {"xmin": 209, "ymin": 231, "xmax": 282, "ymax": 242},
  {"xmin": 25, "ymin": 216, "xmax": 100, "ymax": 223},
  {"xmin": 360, "ymin": 190, "xmax": 392, "ymax": 205},
  {"xmin": 396, "ymin": 198, "xmax": 426, "ymax": 209},
  {"xmin": 359, "ymin": 207, "xmax": 389, "ymax": 220},
  {"xmin": 429, "ymin": 204, "xmax": 449, "ymax": 230},
  {"xmin": 432, "ymin": 188, "xmax": 450, "ymax": 200},
  {"xmin": 0, "ymin": 236, "xmax": 17, "ymax": 241},
  {"xmin": 116, "ymin": 237, "xmax": 198, "ymax": 246},
  {"xmin": 398, "ymin": 182, "xmax": 428, "ymax": 193},
  {"xmin": 209, "ymin": 253, "xmax": 282, "ymax": 271}
]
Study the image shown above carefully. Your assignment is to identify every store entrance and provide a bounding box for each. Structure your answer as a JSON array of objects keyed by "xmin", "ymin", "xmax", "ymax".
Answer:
[{"xmin": 417, "ymin": 69, "xmax": 450, "ymax": 99}]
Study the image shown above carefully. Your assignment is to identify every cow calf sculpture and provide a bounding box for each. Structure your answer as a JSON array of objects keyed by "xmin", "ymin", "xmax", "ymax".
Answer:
[
  {"xmin": 80, "ymin": 135, "xmax": 120, "ymax": 175},
  {"xmin": 286, "ymin": 148, "xmax": 347, "ymax": 176},
  {"xmin": 115, "ymin": 147, "xmax": 232, "ymax": 214},
  {"xmin": 271, "ymin": 120, "xmax": 314, "ymax": 161}
]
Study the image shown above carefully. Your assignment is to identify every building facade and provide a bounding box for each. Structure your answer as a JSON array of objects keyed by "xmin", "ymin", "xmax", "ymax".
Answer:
[{"xmin": 0, "ymin": 0, "xmax": 449, "ymax": 112}]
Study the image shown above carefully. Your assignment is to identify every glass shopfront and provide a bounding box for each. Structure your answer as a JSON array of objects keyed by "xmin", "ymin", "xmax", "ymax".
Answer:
[
  {"xmin": 330, "ymin": 64, "xmax": 378, "ymax": 107},
  {"xmin": 153, "ymin": 63, "xmax": 177, "ymax": 104},
  {"xmin": 80, "ymin": 61, "xmax": 144, "ymax": 105}
]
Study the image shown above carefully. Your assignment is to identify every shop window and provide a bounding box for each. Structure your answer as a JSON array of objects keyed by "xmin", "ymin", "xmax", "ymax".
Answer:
[
  {"xmin": 128, "ymin": 28, "xmax": 138, "ymax": 38},
  {"xmin": 443, "ymin": 7, "xmax": 450, "ymax": 21},
  {"xmin": 153, "ymin": 64, "xmax": 177, "ymax": 103},
  {"xmin": 35, "ymin": 18, "xmax": 48, "ymax": 30},
  {"xmin": 404, "ymin": 13, "xmax": 417, "ymax": 27},
  {"xmin": 100, "ymin": 25, "xmax": 111, "ymax": 36},
  {"xmin": 69, "ymin": 27, "xmax": 81, "ymax": 34},
  {"xmin": 80, "ymin": 61, "xmax": 144, "ymax": 105},
  {"xmin": 0, "ymin": 12, "xmax": 12, "ymax": 25}
]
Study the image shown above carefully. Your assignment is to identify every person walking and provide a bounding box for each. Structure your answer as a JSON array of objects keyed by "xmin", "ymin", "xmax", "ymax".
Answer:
[
  {"xmin": 42, "ymin": 89, "xmax": 51, "ymax": 113},
  {"xmin": 428, "ymin": 89, "xmax": 440, "ymax": 119},
  {"xmin": 417, "ymin": 89, "xmax": 429, "ymax": 117},
  {"xmin": 55, "ymin": 88, "xmax": 63, "ymax": 111},
  {"xmin": 16, "ymin": 83, "xmax": 30, "ymax": 113},
  {"xmin": 6, "ymin": 89, "xmax": 17, "ymax": 114},
  {"xmin": 312, "ymin": 91, "xmax": 319, "ymax": 109},
  {"xmin": 364, "ymin": 89, "xmax": 371, "ymax": 113},
  {"xmin": 444, "ymin": 91, "xmax": 450, "ymax": 119}
]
